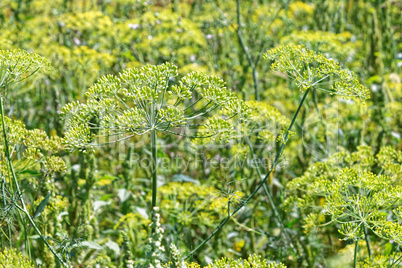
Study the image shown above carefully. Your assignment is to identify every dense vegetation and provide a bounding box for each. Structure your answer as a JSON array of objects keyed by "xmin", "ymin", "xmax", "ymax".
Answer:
[{"xmin": 0, "ymin": 0, "xmax": 401, "ymax": 267}]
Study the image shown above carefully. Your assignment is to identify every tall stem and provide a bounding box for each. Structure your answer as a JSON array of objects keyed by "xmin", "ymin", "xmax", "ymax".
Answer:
[
  {"xmin": 245, "ymin": 138, "xmax": 297, "ymax": 254},
  {"xmin": 185, "ymin": 88, "xmax": 311, "ymax": 259},
  {"xmin": 0, "ymin": 95, "xmax": 68, "ymax": 267},
  {"xmin": 354, "ymin": 239, "xmax": 359, "ymax": 268},
  {"xmin": 151, "ymin": 128, "xmax": 157, "ymax": 209},
  {"xmin": 363, "ymin": 226, "xmax": 372, "ymax": 260},
  {"xmin": 236, "ymin": 0, "xmax": 259, "ymax": 101},
  {"xmin": 1, "ymin": 177, "xmax": 12, "ymax": 247}
]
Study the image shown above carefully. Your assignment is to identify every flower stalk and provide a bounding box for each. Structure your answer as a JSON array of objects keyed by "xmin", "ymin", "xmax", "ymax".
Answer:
[
  {"xmin": 151, "ymin": 128, "xmax": 157, "ymax": 210},
  {"xmin": 185, "ymin": 87, "xmax": 311, "ymax": 258},
  {"xmin": 0, "ymin": 95, "xmax": 68, "ymax": 267}
]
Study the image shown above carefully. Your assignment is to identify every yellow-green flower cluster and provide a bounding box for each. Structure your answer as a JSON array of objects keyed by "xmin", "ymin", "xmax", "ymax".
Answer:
[
  {"xmin": 206, "ymin": 254, "xmax": 287, "ymax": 268},
  {"xmin": 155, "ymin": 182, "xmax": 228, "ymax": 227},
  {"xmin": 58, "ymin": 11, "xmax": 113, "ymax": 41},
  {"xmin": 0, "ymin": 49, "xmax": 49, "ymax": 89},
  {"xmin": 33, "ymin": 194, "xmax": 68, "ymax": 218},
  {"xmin": 114, "ymin": 213, "xmax": 151, "ymax": 230},
  {"xmin": 287, "ymin": 1, "xmax": 314, "ymax": 20},
  {"xmin": 315, "ymin": 168, "xmax": 401, "ymax": 241},
  {"xmin": 0, "ymin": 116, "xmax": 65, "ymax": 186},
  {"xmin": 245, "ymin": 100, "xmax": 288, "ymax": 139},
  {"xmin": 0, "ymin": 248, "xmax": 34, "ymax": 268},
  {"xmin": 280, "ymin": 31, "xmax": 361, "ymax": 64},
  {"xmin": 204, "ymin": 116, "xmax": 235, "ymax": 142},
  {"xmin": 376, "ymin": 146, "xmax": 402, "ymax": 177},
  {"xmin": 285, "ymin": 145, "xmax": 402, "ymax": 240},
  {"xmin": 264, "ymin": 45, "xmax": 370, "ymax": 102},
  {"xmin": 61, "ymin": 63, "xmax": 247, "ymax": 151},
  {"xmin": 118, "ymin": 9, "xmax": 207, "ymax": 66},
  {"xmin": 48, "ymin": 45, "xmax": 116, "ymax": 83},
  {"xmin": 276, "ymin": 130, "xmax": 296, "ymax": 144}
]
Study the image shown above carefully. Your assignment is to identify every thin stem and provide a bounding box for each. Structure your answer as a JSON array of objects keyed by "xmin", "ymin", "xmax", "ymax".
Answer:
[
  {"xmin": 151, "ymin": 128, "xmax": 157, "ymax": 209},
  {"xmin": 390, "ymin": 244, "xmax": 400, "ymax": 267},
  {"xmin": 185, "ymin": 88, "xmax": 311, "ymax": 259},
  {"xmin": 231, "ymin": 216, "xmax": 265, "ymax": 236},
  {"xmin": 236, "ymin": 0, "xmax": 259, "ymax": 101},
  {"xmin": 1, "ymin": 177, "xmax": 11, "ymax": 247},
  {"xmin": 354, "ymin": 239, "xmax": 359, "ymax": 268},
  {"xmin": 186, "ymin": 100, "xmax": 213, "ymax": 118},
  {"xmin": 363, "ymin": 226, "xmax": 372, "ymax": 261},
  {"xmin": 392, "ymin": 253, "xmax": 402, "ymax": 267},
  {"xmin": 245, "ymin": 137, "xmax": 297, "ymax": 254},
  {"xmin": 0, "ymin": 95, "xmax": 68, "ymax": 267},
  {"xmin": 184, "ymin": 97, "xmax": 203, "ymax": 111}
]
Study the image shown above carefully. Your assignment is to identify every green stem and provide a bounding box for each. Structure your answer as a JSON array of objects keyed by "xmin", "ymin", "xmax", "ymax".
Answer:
[
  {"xmin": 185, "ymin": 88, "xmax": 311, "ymax": 259},
  {"xmin": 245, "ymin": 138, "xmax": 297, "ymax": 254},
  {"xmin": 151, "ymin": 128, "xmax": 157, "ymax": 209},
  {"xmin": 1, "ymin": 177, "xmax": 12, "ymax": 248},
  {"xmin": 389, "ymin": 244, "xmax": 401, "ymax": 267},
  {"xmin": 363, "ymin": 226, "xmax": 372, "ymax": 261},
  {"xmin": 236, "ymin": 0, "xmax": 259, "ymax": 101},
  {"xmin": 354, "ymin": 239, "xmax": 359, "ymax": 268},
  {"xmin": 392, "ymin": 254, "xmax": 402, "ymax": 267},
  {"xmin": 0, "ymin": 95, "xmax": 68, "ymax": 267}
]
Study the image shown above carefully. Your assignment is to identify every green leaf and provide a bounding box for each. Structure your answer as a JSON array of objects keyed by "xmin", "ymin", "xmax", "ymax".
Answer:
[{"xmin": 33, "ymin": 192, "xmax": 51, "ymax": 219}]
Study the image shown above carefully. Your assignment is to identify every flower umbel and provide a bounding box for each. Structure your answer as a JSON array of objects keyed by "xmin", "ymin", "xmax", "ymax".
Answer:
[
  {"xmin": 61, "ymin": 63, "xmax": 248, "ymax": 151},
  {"xmin": 0, "ymin": 49, "xmax": 49, "ymax": 90},
  {"xmin": 263, "ymin": 45, "xmax": 370, "ymax": 102}
]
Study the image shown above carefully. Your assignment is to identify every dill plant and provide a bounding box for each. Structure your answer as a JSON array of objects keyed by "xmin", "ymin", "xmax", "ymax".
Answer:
[
  {"xmin": 185, "ymin": 44, "xmax": 369, "ymax": 259},
  {"xmin": 285, "ymin": 145, "xmax": 402, "ymax": 267},
  {"xmin": 264, "ymin": 45, "xmax": 370, "ymax": 101},
  {"xmin": 0, "ymin": 49, "xmax": 49, "ymax": 88},
  {"xmin": 196, "ymin": 100, "xmax": 292, "ymax": 252},
  {"xmin": 0, "ymin": 1, "xmax": 399, "ymax": 266},
  {"xmin": 0, "ymin": 49, "xmax": 68, "ymax": 266},
  {"xmin": 60, "ymin": 62, "xmax": 248, "ymax": 212},
  {"xmin": 317, "ymin": 169, "xmax": 402, "ymax": 258}
]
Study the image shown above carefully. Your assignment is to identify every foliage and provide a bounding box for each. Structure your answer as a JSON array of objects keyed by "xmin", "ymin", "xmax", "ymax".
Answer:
[
  {"xmin": 285, "ymin": 145, "xmax": 402, "ymax": 265},
  {"xmin": 0, "ymin": 0, "xmax": 400, "ymax": 267},
  {"xmin": 0, "ymin": 248, "xmax": 34, "ymax": 268},
  {"xmin": 206, "ymin": 254, "xmax": 286, "ymax": 268}
]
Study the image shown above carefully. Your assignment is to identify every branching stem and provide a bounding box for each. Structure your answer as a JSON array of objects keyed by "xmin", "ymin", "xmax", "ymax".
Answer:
[
  {"xmin": 245, "ymin": 137, "xmax": 297, "ymax": 254},
  {"xmin": 185, "ymin": 88, "xmax": 311, "ymax": 259}
]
